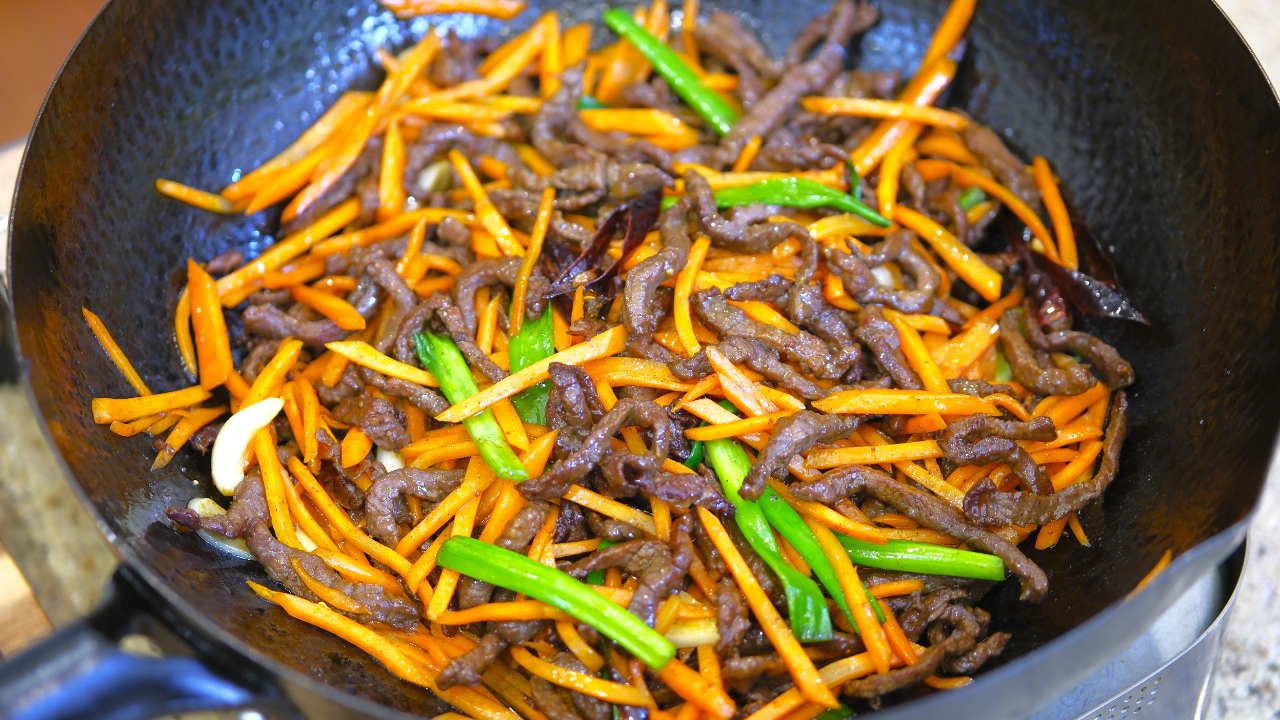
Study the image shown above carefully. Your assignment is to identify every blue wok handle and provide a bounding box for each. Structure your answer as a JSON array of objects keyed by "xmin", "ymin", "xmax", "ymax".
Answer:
[{"xmin": 0, "ymin": 567, "xmax": 287, "ymax": 720}]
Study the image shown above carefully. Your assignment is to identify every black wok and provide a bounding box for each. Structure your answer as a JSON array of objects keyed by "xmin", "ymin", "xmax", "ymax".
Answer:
[{"xmin": 0, "ymin": 0, "xmax": 1276, "ymax": 718}]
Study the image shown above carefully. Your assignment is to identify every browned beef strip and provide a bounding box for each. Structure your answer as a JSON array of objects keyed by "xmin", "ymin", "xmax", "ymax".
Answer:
[
  {"xmin": 755, "ymin": 141, "xmax": 850, "ymax": 172},
  {"xmin": 897, "ymin": 588, "xmax": 971, "ymax": 641},
  {"xmin": 686, "ymin": 171, "xmax": 816, "ymax": 262},
  {"xmin": 948, "ymin": 378, "xmax": 1015, "ymax": 397},
  {"xmin": 792, "ymin": 464, "xmax": 1049, "ymax": 601},
  {"xmin": 241, "ymin": 304, "xmax": 350, "ymax": 346},
  {"xmin": 358, "ymin": 251, "xmax": 418, "ymax": 353},
  {"xmin": 452, "ymin": 256, "xmax": 521, "ymax": 337},
  {"xmin": 189, "ymin": 423, "xmax": 221, "ymax": 454},
  {"xmin": 607, "ymin": 161, "xmax": 674, "ymax": 201},
  {"xmin": 359, "ymin": 366, "xmax": 451, "ymax": 415},
  {"xmin": 281, "ymin": 137, "xmax": 382, "ymax": 235},
  {"xmin": 842, "ymin": 603, "xmax": 983, "ymax": 698},
  {"xmin": 359, "ymin": 397, "xmax": 410, "ymax": 451},
  {"xmin": 715, "ymin": 577, "xmax": 752, "ymax": 656},
  {"xmin": 555, "ymin": 500, "xmax": 592, "ymax": 542},
  {"xmin": 205, "ymin": 248, "xmax": 245, "ymax": 276},
  {"xmin": 963, "ymin": 120, "xmax": 1040, "ymax": 211},
  {"xmin": 1022, "ymin": 302, "xmax": 1135, "ymax": 389},
  {"xmin": 671, "ymin": 336, "xmax": 835, "ymax": 401},
  {"xmin": 710, "ymin": 12, "xmax": 785, "ymax": 80},
  {"xmin": 459, "ymin": 501, "xmax": 551, "ymax": 608},
  {"xmin": 856, "ymin": 305, "xmax": 923, "ymax": 389},
  {"xmin": 741, "ymin": 411, "xmax": 862, "ymax": 500},
  {"xmin": 521, "ymin": 398, "xmax": 675, "ymax": 500},
  {"xmin": 586, "ymin": 511, "xmax": 643, "ymax": 542},
  {"xmin": 568, "ymin": 117, "xmax": 674, "ymax": 175},
  {"xmin": 529, "ymin": 65, "xmax": 599, "ymax": 168},
  {"xmin": 862, "ymin": 568, "xmax": 995, "ymax": 606},
  {"xmin": 166, "ymin": 473, "xmax": 419, "ymax": 629},
  {"xmin": 239, "ymin": 340, "xmax": 281, "ymax": 384},
  {"xmin": 439, "ymin": 618, "xmax": 548, "ymax": 689},
  {"xmin": 430, "ymin": 29, "xmax": 478, "ymax": 87},
  {"xmin": 965, "ymin": 392, "xmax": 1128, "ymax": 526},
  {"xmin": 946, "ymin": 631, "xmax": 1011, "ymax": 674},
  {"xmin": 565, "ymin": 536, "xmax": 691, "ymax": 626},
  {"xmin": 693, "ymin": 287, "xmax": 850, "ymax": 380},
  {"xmin": 722, "ymin": 655, "xmax": 792, "ymax": 688},
  {"xmin": 247, "ymin": 289, "xmax": 292, "ymax": 306},
  {"xmin": 784, "ymin": 12, "xmax": 829, "ymax": 68},
  {"xmin": 545, "ymin": 362, "xmax": 608, "ymax": 460},
  {"xmin": 621, "ymin": 79, "xmax": 705, "ymax": 129},
  {"xmin": 531, "ymin": 677, "xmax": 586, "ymax": 720},
  {"xmin": 999, "ymin": 306, "xmax": 1097, "ymax": 396},
  {"xmin": 720, "ymin": 0, "xmax": 875, "ymax": 158},
  {"xmin": 823, "ymin": 232, "xmax": 941, "ymax": 313},
  {"xmin": 940, "ymin": 415, "xmax": 1057, "ymax": 495},
  {"xmin": 600, "ymin": 450, "xmax": 733, "ymax": 515},
  {"xmin": 693, "ymin": 23, "xmax": 767, "ymax": 108},
  {"xmin": 552, "ymin": 653, "xmax": 613, "ymax": 720},
  {"xmin": 622, "ymin": 198, "xmax": 691, "ymax": 362},
  {"xmin": 787, "ymin": 281, "xmax": 863, "ymax": 375},
  {"xmin": 363, "ymin": 467, "xmax": 466, "ymax": 544},
  {"xmin": 409, "ymin": 292, "xmax": 508, "ymax": 382}
]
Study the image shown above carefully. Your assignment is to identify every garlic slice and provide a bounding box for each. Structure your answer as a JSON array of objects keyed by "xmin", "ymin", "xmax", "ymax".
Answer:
[
  {"xmin": 211, "ymin": 398, "xmax": 284, "ymax": 496},
  {"xmin": 664, "ymin": 618, "xmax": 719, "ymax": 648},
  {"xmin": 187, "ymin": 498, "xmax": 253, "ymax": 560},
  {"xmin": 377, "ymin": 447, "xmax": 406, "ymax": 472}
]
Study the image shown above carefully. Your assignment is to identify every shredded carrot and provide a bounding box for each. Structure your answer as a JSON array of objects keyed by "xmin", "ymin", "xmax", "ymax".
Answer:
[
  {"xmin": 883, "ymin": 309, "xmax": 948, "ymax": 392},
  {"xmin": 685, "ymin": 410, "xmax": 797, "ymax": 441},
  {"xmin": 515, "ymin": 143, "xmax": 557, "ymax": 178},
  {"xmin": 698, "ymin": 508, "xmax": 836, "ymax": 707},
  {"xmin": 812, "ymin": 388, "xmax": 999, "ymax": 416},
  {"xmin": 398, "ymin": 456, "xmax": 498, "ymax": 557},
  {"xmin": 805, "ymin": 517, "xmax": 892, "ymax": 673},
  {"xmin": 557, "ymin": 620, "xmax": 606, "ymax": 672},
  {"xmin": 1067, "ymin": 512, "xmax": 1090, "ymax": 546},
  {"xmin": 254, "ymin": 428, "xmax": 300, "ymax": 549},
  {"xmin": 408, "ymin": 439, "xmax": 479, "ymax": 469},
  {"xmin": 743, "ymin": 649, "xmax": 913, "ymax": 720},
  {"xmin": 931, "ymin": 318, "xmax": 1000, "ymax": 378},
  {"xmin": 562, "ymin": 23, "xmax": 593, "ymax": 67},
  {"xmin": 381, "ymin": 0, "xmax": 527, "ymax": 20},
  {"xmin": 518, "ymin": 429, "xmax": 558, "ymax": 478},
  {"xmin": 1050, "ymin": 440, "xmax": 1104, "ymax": 492},
  {"xmin": 875, "ymin": 600, "xmax": 918, "ymax": 666},
  {"xmin": 857, "ymin": 425, "xmax": 967, "ymax": 508},
  {"xmin": 281, "ymin": 469, "xmax": 340, "ymax": 552},
  {"xmin": 727, "ymin": 300, "xmax": 800, "ymax": 333},
  {"xmin": 510, "ymin": 187, "xmax": 555, "ymax": 338},
  {"xmin": 512, "ymin": 646, "xmax": 653, "ymax": 705},
  {"xmin": 241, "ymin": 338, "xmax": 303, "ymax": 407},
  {"xmin": 291, "ymin": 557, "xmax": 365, "ymax": 612},
  {"xmin": 260, "ymin": 255, "xmax": 328, "ymax": 289},
  {"xmin": 288, "ymin": 457, "xmax": 412, "ymax": 575},
  {"xmin": 565, "ymin": 484, "xmax": 657, "ymax": 535},
  {"xmin": 583, "ymin": 357, "xmax": 693, "ymax": 392},
  {"xmin": 1035, "ymin": 517, "xmax": 1068, "ymax": 550},
  {"xmin": 173, "ymin": 288, "xmax": 198, "ymax": 379},
  {"xmin": 962, "ymin": 285, "xmax": 1025, "ymax": 330},
  {"xmin": 326, "ymin": 340, "xmax": 438, "ymax": 386},
  {"xmin": 920, "ymin": 0, "xmax": 977, "ymax": 69},
  {"xmin": 915, "ymin": 129, "xmax": 979, "ymax": 165},
  {"xmin": 1032, "ymin": 157, "xmax": 1076, "ymax": 269},
  {"xmin": 848, "ymin": 56, "xmax": 956, "ymax": 176},
  {"xmin": 288, "ymin": 284, "xmax": 367, "ymax": 330},
  {"xmin": 92, "ymin": 385, "xmax": 211, "ymax": 424},
  {"xmin": 801, "ymin": 97, "xmax": 967, "ymax": 130},
  {"xmin": 731, "ymin": 135, "xmax": 763, "ymax": 173},
  {"xmin": 805, "ymin": 439, "xmax": 942, "ymax": 469},
  {"xmin": 186, "ymin": 259, "xmax": 235, "ymax": 390},
  {"xmin": 659, "ymin": 658, "xmax": 736, "ymax": 720},
  {"xmin": 868, "ymin": 579, "xmax": 926, "ymax": 598},
  {"xmin": 156, "ymin": 179, "xmax": 234, "ymax": 213},
  {"xmin": 903, "ymin": 413, "xmax": 947, "ymax": 434},
  {"xmin": 435, "ymin": 325, "xmax": 628, "ymax": 423},
  {"xmin": 152, "ymin": 405, "xmax": 226, "ymax": 470},
  {"xmin": 950, "ymin": 164, "xmax": 1060, "ymax": 262},
  {"xmin": 675, "ymin": 236, "xmax": 712, "ymax": 356},
  {"xmin": 434, "ymin": 18, "xmax": 549, "ymax": 102},
  {"xmin": 1130, "ymin": 549, "xmax": 1173, "ymax": 598},
  {"xmin": 313, "ymin": 547, "xmax": 402, "ymax": 592},
  {"xmin": 82, "ymin": 308, "xmax": 152, "ymax": 396},
  {"xmin": 923, "ymin": 675, "xmax": 973, "ymax": 690},
  {"xmin": 707, "ymin": 346, "xmax": 778, "ymax": 417},
  {"xmin": 894, "ymin": 205, "xmax": 1001, "ymax": 301},
  {"xmin": 378, "ymin": 118, "xmax": 407, "ymax": 221},
  {"xmin": 1041, "ymin": 382, "xmax": 1109, "ymax": 427},
  {"xmin": 341, "ymin": 427, "xmax": 374, "ymax": 468},
  {"xmin": 450, "ymin": 149, "xmax": 524, "ymax": 257},
  {"xmin": 429, "ymin": 496, "xmax": 480, "ymax": 618}
]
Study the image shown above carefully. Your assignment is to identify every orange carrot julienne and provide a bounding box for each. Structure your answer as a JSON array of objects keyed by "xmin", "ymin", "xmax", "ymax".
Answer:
[
  {"xmin": 187, "ymin": 259, "xmax": 234, "ymax": 390},
  {"xmin": 241, "ymin": 338, "xmax": 303, "ymax": 408},
  {"xmin": 174, "ymin": 288, "xmax": 197, "ymax": 380},
  {"xmin": 698, "ymin": 508, "xmax": 836, "ymax": 708},
  {"xmin": 156, "ymin": 179, "xmax": 234, "ymax": 213},
  {"xmin": 659, "ymin": 658, "xmax": 737, "ymax": 720},
  {"xmin": 684, "ymin": 410, "xmax": 797, "ymax": 441},
  {"xmin": 1067, "ymin": 512, "xmax": 1090, "ymax": 546},
  {"xmin": 1041, "ymin": 382, "xmax": 1109, "ymax": 427},
  {"xmin": 902, "ymin": 413, "xmax": 947, "ymax": 434},
  {"xmin": 869, "ymin": 579, "xmax": 926, "ymax": 598},
  {"xmin": 801, "ymin": 97, "xmax": 967, "ymax": 130},
  {"xmin": 341, "ymin": 427, "xmax": 374, "ymax": 468},
  {"xmin": 435, "ymin": 324, "xmax": 628, "ymax": 423},
  {"xmin": 280, "ymin": 467, "xmax": 339, "ymax": 552},
  {"xmin": 812, "ymin": 388, "xmax": 999, "ymax": 416},
  {"xmin": 894, "ymin": 205, "xmax": 1002, "ymax": 301},
  {"xmin": 931, "ymin": 318, "xmax": 1000, "ymax": 378},
  {"xmin": 804, "ymin": 439, "xmax": 943, "ymax": 469},
  {"xmin": 92, "ymin": 385, "xmax": 211, "ymax": 424},
  {"xmin": 450, "ymin": 149, "xmax": 524, "ymax": 257},
  {"xmin": 950, "ymin": 164, "xmax": 1060, "ymax": 262},
  {"xmin": 290, "ymin": 284, "xmax": 367, "ymax": 330},
  {"xmin": 511, "ymin": 186, "xmax": 555, "ymax": 337},
  {"xmin": 582, "ymin": 357, "xmax": 694, "ymax": 392},
  {"xmin": 291, "ymin": 557, "xmax": 365, "ymax": 613},
  {"xmin": 848, "ymin": 56, "xmax": 956, "ymax": 177},
  {"xmin": 920, "ymin": 0, "xmax": 977, "ymax": 69},
  {"xmin": 381, "ymin": 0, "xmax": 527, "ymax": 19},
  {"xmin": 152, "ymin": 405, "xmax": 227, "ymax": 470},
  {"xmin": 326, "ymin": 340, "xmax": 438, "ymax": 386},
  {"xmin": 883, "ymin": 308, "xmax": 948, "ymax": 392},
  {"xmin": 1033, "ymin": 157, "xmax": 1076, "ymax": 270},
  {"xmin": 804, "ymin": 517, "xmax": 891, "ymax": 674},
  {"xmin": 707, "ymin": 346, "xmax": 778, "ymax": 417},
  {"xmin": 397, "ymin": 456, "xmax": 498, "ymax": 557},
  {"xmin": 254, "ymin": 427, "xmax": 300, "ymax": 549},
  {"xmin": 557, "ymin": 620, "xmax": 606, "ymax": 672},
  {"xmin": 565, "ymin": 484, "xmax": 658, "ymax": 535},
  {"xmin": 396, "ymin": 217, "xmax": 430, "ymax": 278},
  {"xmin": 261, "ymin": 255, "xmax": 328, "ymax": 289},
  {"xmin": 727, "ymin": 300, "xmax": 800, "ymax": 333},
  {"xmin": 963, "ymin": 285, "xmax": 1026, "ymax": 329},
  {"xmin": 541, "ymin": 12, "xmax": 563, "ymax": 98},
  {"xmin": 378, "ymin": 117, "xmax": 407, "ymax": 221},
  {"xmin": 82, "ymin": 308, "xmax": 152, "ymax": 396},
  {"xmin": 732, "ymin": 135, "xmax": 763, "ymax": 172},
  {"xmin": 875, "ymin": 600, "xmax": 918, "ymax": 666},
  {"xmin": 313, "ymin": 547, "xmax": 402, "ymax": 592},
  {"xmin": 675, "ymin": 236, "xmax": 712, "ymax": 356},
  {"xmin": 512, "ymin": 647, "xmax": 654, "ymax": 706},
  {"xmin": 915, "ymin": 129, "xmax": 979, "ymax": 165},
  {"xmin": 428, "ymin": 496, "xmax": 479, "ymax": 618}
]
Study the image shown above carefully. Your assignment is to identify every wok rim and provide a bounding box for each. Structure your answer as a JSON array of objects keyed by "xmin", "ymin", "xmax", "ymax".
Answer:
[{"xmin": 3, "ymin": 0, "xmax": 1273, "ymax": 716}]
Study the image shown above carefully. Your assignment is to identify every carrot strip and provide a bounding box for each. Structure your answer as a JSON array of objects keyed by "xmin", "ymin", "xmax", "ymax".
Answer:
[
  {"xmin": 283, "ymin": 32, "xmax": 441, "ymax": 220},
  {"xmin": 875, "ymin": 600, "xmax": 918, "ymax": 666},
  {"xmin": 340, "ymin": 427, "xmax": 374, "ymax": 468},
  {"xmin": 511, "ymin": 646, "xmax": 653, "ymax": 706},
  {"xmin": 659, "ymin": 658, "xmax": 736, "ymax": 720},
  {"xmin": 951, "ymin": 164, "xmax": 1060, "ymax": 262},
  {"xmin": 894, "ymin": 206, "xmax": 1001, "ymax": 301},
  {"xmin": 1050, "ymin": 440, "xmax": 1104, "ymax": 492},
  {"xmin": 1035, "ymin": 517, "xmax": 1068, "ymax": 550},
  {"xmin": 436, "ymin": 325, "xmax": 628, "ymax": 422},
  {"xmin": 509, "ymin": 187, "xmax": 556, "ymax": 337},
  {"xmin": 281, "ymin": 469, "xmax": 340, "ymax": 552},
  {"xmin": 1042, "ymin": 382, "xmax": 1109, "ymax": 428},
  {"xmin": 382, "ymin": 0, "xmax": 527, "ymax": 19},
  {"xmin": 289, "ymin": 284, "xmax": 367, "ymax": 330},
  {"xmin": 172, "ymin": 288, "xmax": 198, "ymax": 380},
  {"xmin": 186, "ymin": 259, "xmax": 235, "ymax": 390},
  {"xmin": 675, "ymin": 237, "xmax": 712, "ymax": 356},
  {"xmin": 156, "ymin": 179, "xmax": 234, "ymax": 213},
  {"xmin": 428, "ymin": 497, "xmax": 480, "ymax": 619},
  {"xmin": 804, "ymin": 439, "xmax": 942, "ymax": 469},
  {"xmin": 962, "ymin": 285, "xmax": 1025, "ymax": 329},
  {"xmin": 152, "ymin": 405, "xmax": 227, "ymax": 470},
  {"xmin": 732, "ymin": 134, "xmax": 763, "ymax": 173},
  {"xmin": 260, "ymin": 255, "xmax": 328, "ymax": 289},
  {"xmin": 848, "ymin": 57, "xmax": 956, "ymax": 177},
  {"xmin": 92, "ymin": 386, "xmax": 211, "ymax": 424},
  {"xmin": 1067, "ymin": 512, "xmax": 1090, "ymax": 546},
  {"xmin": 313, "ymin": 548, "xmax": 402, "ymax": 592},
  {"xmin": 291, "ymin": 557, "xmax": 364, "ymax": 612},
  {"xmin": 583, "ymin": 357, "xmax": 694, "ymax": 392},
  {"xmin": 377, "ymin": 118, "xmax": 407, "ymax": 221},
  {"xmin": 801, "ymin": 97, "xmax": 967, "ymax": 130},
  {"xmin": 698, "ymin": 508, "xmax": 835, "ymax": 708},
  {"xmin": 812, "ymin": 388, "xmax": 999, "ymax": 416},
  {"xmin": 931, "ymin": 318, "xmax": 1000, "ymax": 378},
  {"xmin": 288, "ymin": 457, "xmax": 412, "ymax": 575},
  {"xmin": 921, "ymin": 0, "xmax": 977, "ymax": 68},
  {"xmin": 868, "ymin": 579, "xmax": 926, "ymax": 598},
  {"xmin": 325, "ymin": 340, "xmax": 438, "ymax": 387},
  {"xmin": 557, "ymin": 620, "xmax": 606, "ymax": 671},
  {"xmin": 254, "ymin": 428, "xmax": 300, "ymax": 549},
  {"xmin": 398, "ymin": 456, "xmax": 498, "ymax": 557},
  {"xmin": 743, "ymin": 649, "xmax": 914, "ymax": 720},
  {"xmin": 241, "ymin": 338, "xmax": 303, "ymax": 408},
  {"xmin": 448, "ymin": 149, "xmax": 525, "ymax": 257},
  {"xmin": 541, "ymin": 12, "xmax": 563, "ymax": 98},
  {"xmin": 82, "ymin": 308, "xmax": 152, "ymax": 396},
  {"xmin": 564, "ymin": 484, "xmax": 657, "ymax": 535},
  {"xmin": 685, "ymin": 411, "xmax": 797, "ymax": 441},
  {"xmin": 805, "ymin": 517, "xmax": 892, "ymax": 673},
  {"xmin": 883, "ymin": 309, "xmax": 948, "ymax": 392},
  {"xmin": 707, "ymin": 346, "xmax": 778, "ymax": 417},
  {"xmin": 903, "ymin": 413, "xmax": 946, "ymax": 434},
  {"xmin": 727, "ymin": 300, "xmax": 800, "ymax": 333},
  {"xmin": 405, "ymin": 439, "xmax": 479, "ymax": 469}
]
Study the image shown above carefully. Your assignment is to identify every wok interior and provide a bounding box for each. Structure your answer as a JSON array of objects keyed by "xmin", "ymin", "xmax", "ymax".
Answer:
[{"xmin": 10, "ymin": 0, "xmax": 1280, "ymax": 715}]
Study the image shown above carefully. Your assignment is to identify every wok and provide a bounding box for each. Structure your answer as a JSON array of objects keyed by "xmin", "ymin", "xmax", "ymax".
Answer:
[{"xmin": 0, "ymin": 0, "xmax": 1276, "ymax": 718}]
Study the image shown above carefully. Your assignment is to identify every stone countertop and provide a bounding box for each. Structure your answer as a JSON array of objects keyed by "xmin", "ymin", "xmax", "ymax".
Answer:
[{"xmin": 0, "ymin": 0, "xmax": 1277, "ymax": 717}]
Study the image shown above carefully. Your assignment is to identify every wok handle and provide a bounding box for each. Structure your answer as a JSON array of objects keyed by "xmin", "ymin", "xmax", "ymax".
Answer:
[{"xmin": 0, "ymin": 567, "xmax": 284, "ymax": 720}]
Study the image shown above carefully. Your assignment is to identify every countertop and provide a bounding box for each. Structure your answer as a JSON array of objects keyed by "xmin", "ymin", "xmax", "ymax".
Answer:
[{"xmin": 0, "ymin": 0, "xmax": 1277, "ymax": 718}]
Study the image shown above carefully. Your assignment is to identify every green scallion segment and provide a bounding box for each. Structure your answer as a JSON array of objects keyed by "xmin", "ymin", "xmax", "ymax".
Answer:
[{"xmin": 836, "ymin": 535, "xmax": 1006, "ymax": 581}]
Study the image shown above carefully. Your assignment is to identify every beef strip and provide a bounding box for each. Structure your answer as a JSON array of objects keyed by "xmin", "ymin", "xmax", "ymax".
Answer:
[
  {"xmin": 965, "ymin": 392, "xmax": 1128, "ymax": 526},
  {"xmin": 740, "ymin": 411, "xmax": 863, "ymax": 500},
  {"xmin": 948, "ymin": 378, "xmax": 1015, "ymax": 397},
  {"xmin": 565, "ymin": 536, "xmax": 692, "ymax": 626},
  {"xmin": 963, "ymin": 119, "xmax": 1040, "ymax": 211},
  {"xmin": 715, "ymin": 577, "xmax": 752, "ymax": 656},
  {"xmin": 359, "ymin": 397, "xmax": 410, "ymax": 451},
  {"xmin": 545, "ymin": 362, "xmax": 608, "ymax": 459},
  {"xmin": 600, "ymin": 450, "xmax": 733, "ymax": 515},
  {"xmin": 671, "ymin": 336, "xmax": 837, "ymax": 401},
  {"xmin": 692, "ymin": 24, "xmax": 767, "ymax": 108},
  {"xmin": 999, "ymin": 306, "xmax": 1097, "ymax": 396},
  {"xmin": 621, "ymin": 198, "xmax": 691, "ymax": 362},
  {"xmin": 459, "ymin": 501, "xmax": 550, "ymax": 608},
  {"xmin": 452, "ymin": 256, "xmax": 522, "ymax": 337},
  {"xmin": 686, "ymin": 171, "xmax": 816, "ymax": 265},
  {"xmin": 521, "ymin": 398, "xmax": 675, "ymax": 500},
  {"xmin": 842, "ymin": 603, "xmax": 985, "ymax": 698},
  {"xmin": 359, "ymin": 366, "xmax": 451, "ymax": 416},
  {"xmin": 358, "ymin": 250, "xmax": 419, "ymax": 353},
  {"xmin": 363, "ymin": 467, "xmax": 466, "ymax": 544},
  {"xmin": 856, "ymin": 305, "xmax": 923, "ymax": 389},
  {"xmin": 939, "ymin": 415, "xmax": 1057, "ymax": 495},
  {"xmin": 166, "ymin": 473, "xmax": 419, "ymax": 629},
  {"xmin": 823, "ymin": 232, "xmax": 941, "ymax": 313},
  {"xmin": 1022, "ymin": 300, "xmax": 1135, "ymax": 389},
  {"xmin": 531, "ymin": 677, "xmax": 585, "ymax": 720},
  {"xmin": 239, "ymin": 340, "xmax": 281, "ymax": 384},
  {"xmin": 438, "ymin": 617, "xmax": 549, "ymax": 688},
  {"xmin": 692, "ymin": 287, "xmax": 850, "ymax": 380},
  {"xmin": 792, "ymin": 464, "xmax": 1049, "ymax": 601},
  {"xmin": 241, "ymin": 304, "xmax": 351, "ymax": 346},
  {"xmin": 205, "ymin": 249, "xmax": 245, "ymax": 276},
  {"xmin": 490, "ymin": 188, "xmax": 596, "ymax": 249}
]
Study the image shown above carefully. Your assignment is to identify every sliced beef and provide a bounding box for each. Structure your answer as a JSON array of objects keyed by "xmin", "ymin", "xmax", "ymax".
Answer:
[
  {"xmin": 939, "ymin": 415, "xmax": 1057, "ymax": 495},
  {"xmin": 740, "ymin": 411, "xmax": 862, "ymax": 500}
]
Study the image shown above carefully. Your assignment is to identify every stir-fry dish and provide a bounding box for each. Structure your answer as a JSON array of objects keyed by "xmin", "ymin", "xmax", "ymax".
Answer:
[{"xmin": 84, "ymin": 0, "xmax": 1144, "ymax": 713}]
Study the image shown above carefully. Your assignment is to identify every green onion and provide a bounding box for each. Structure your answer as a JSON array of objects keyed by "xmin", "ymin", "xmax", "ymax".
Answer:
[
  {"xmin": 415, "ymin": 332, "xmax": 529, "ymax": 482},
  {"xmin": 957, "ymin": 186, "xmax": 987, "ymax": 211},
  {"xmin": 683, "ymin": 440, "xmax": 704, "ymax": 469},
  {"xmin": 585, "ymin": 539, "xmax": 616, "ymax": 586},
  {"xmin": 437, "ymin": 536, "xmax": 676, "ymax": 668},
  {"xmin": 814, "ymin": 706, "xmax": 855, "ymax": 720},
  {"xmin": 602, "ymin": 9, "xmax": 739, "ymax": 135},
  {"xmin": 508, "ymin": 307, "xmax": 555, "ymax": 424},
  {"xmin": 706, "ymin": 438, "xmax": 833, "ymax": 642},
  {"xmin": 836, "ymin": 535, "xmax": 1007, "ymax": 581},
  {"xmin": 994, "ymin": 350, "xmax": 1013, "ymax": 383},
  {"xmin": 661, "ymin": 177, "xmax": 890, "ymax": 227},
  {"xmin": 578, "ymin": 95, "xmax": 610, "ymax": 110}
]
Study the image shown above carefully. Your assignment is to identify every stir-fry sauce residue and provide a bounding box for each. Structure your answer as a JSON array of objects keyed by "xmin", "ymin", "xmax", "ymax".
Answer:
[{"xmin": 87, "ymin": 0, "xmax": 1149, "ymax": 712}]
